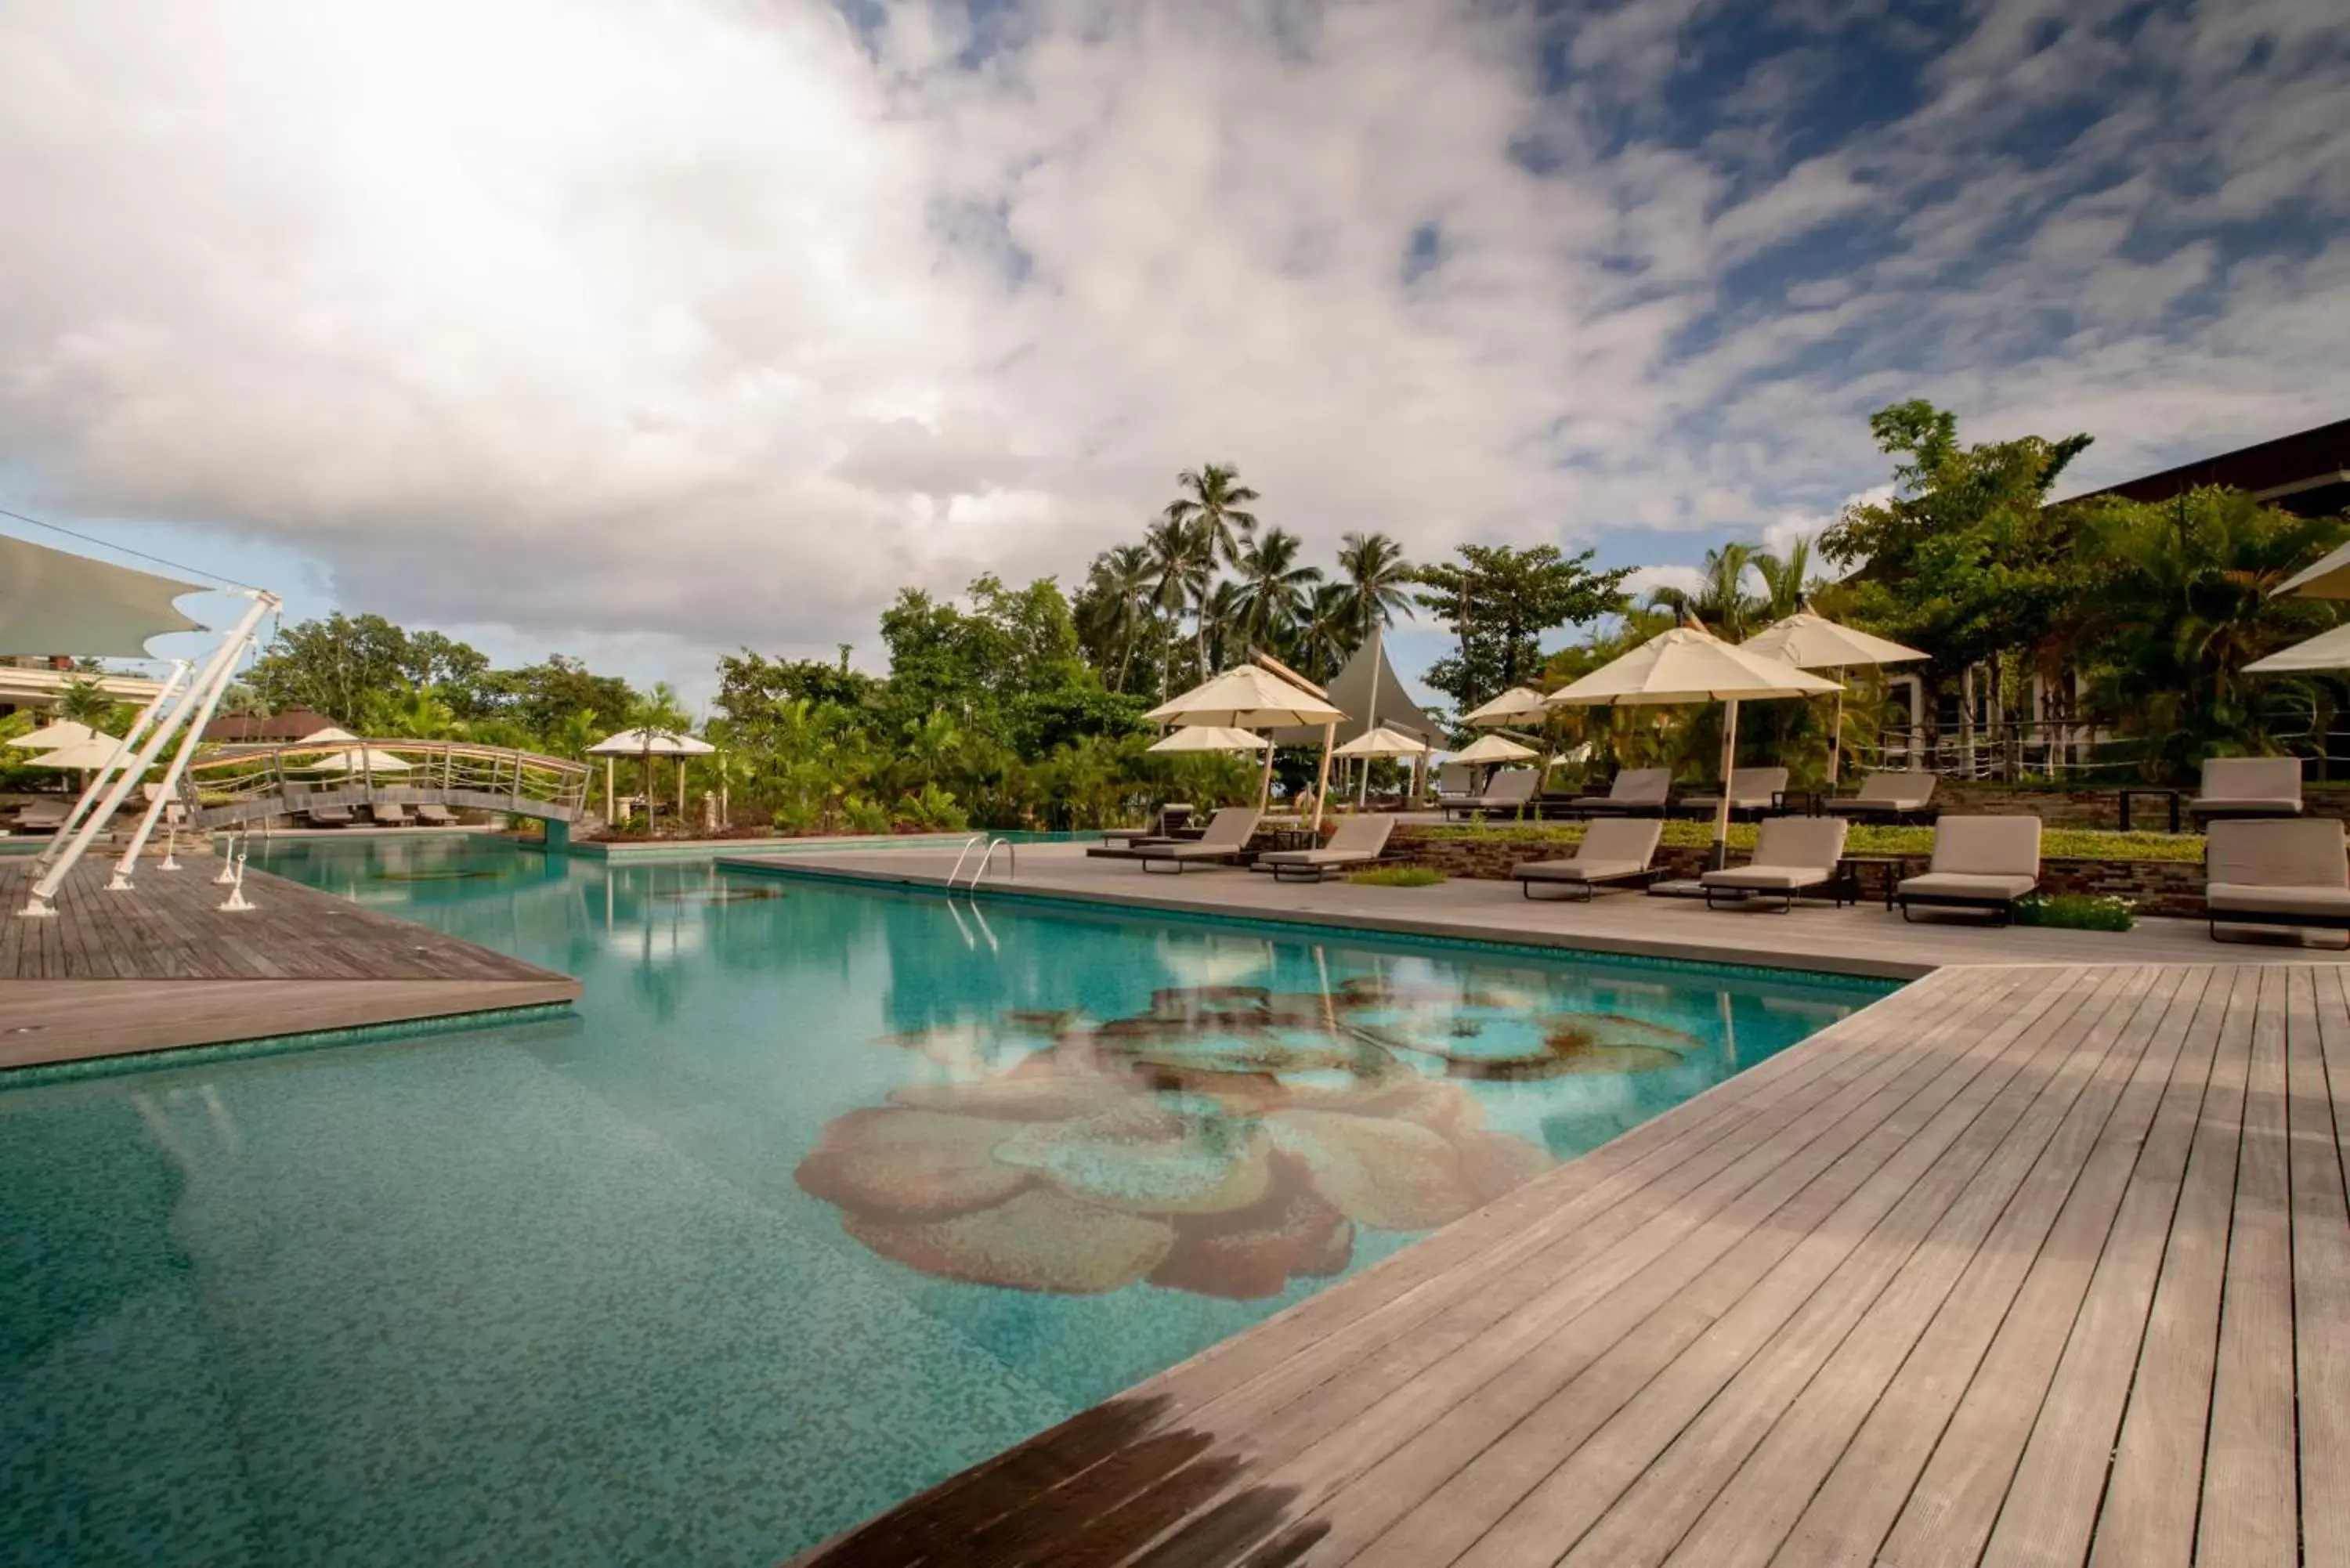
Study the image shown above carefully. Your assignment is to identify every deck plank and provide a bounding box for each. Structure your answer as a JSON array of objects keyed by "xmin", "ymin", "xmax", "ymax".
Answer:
[
  {"xmin": 2197, "ymin": 966, "xmax": 2298, "ymax": 1568},
  {"xmin": 2298, "ymin": 966, "xmax": 2350, "ymax": 1568}
]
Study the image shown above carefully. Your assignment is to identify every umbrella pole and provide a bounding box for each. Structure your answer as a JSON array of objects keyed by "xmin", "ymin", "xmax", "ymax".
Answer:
[
  {"xmin": 1828, "ymin": 667, "xmax": 1846, "ymax": 786},
  {"xmin": 1256, "ymin": 737, "xmax": 1277, "ymax": 814},
  {"xmin": 1712, "ymin": 699, "xmax": 1740, "ymax": 870},
  {"xmin": 605, "ymin": 757, "xmax": 614, "ymax": 824},
  {"xmin": 1311, "ymin": 722, "xmax": 1335, "ymax": 832}
]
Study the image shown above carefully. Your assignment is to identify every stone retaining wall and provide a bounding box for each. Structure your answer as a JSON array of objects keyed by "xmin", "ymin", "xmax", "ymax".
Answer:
[{"xmin": 1392, "ymin": 827, "xmax": 2212, "ymax": 917}]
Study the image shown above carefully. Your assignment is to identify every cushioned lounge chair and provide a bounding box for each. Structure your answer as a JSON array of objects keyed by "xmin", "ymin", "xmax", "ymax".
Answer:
[
  {"xmin": 1101, "ymin": 803, "xmax": 1195, "ymax": 847},
  {"xmin": 1248, "ymin": 815, "xmax": 1396, "ymax": 883},
  {"xmin": 1441, "ymin": 768, "xmax": 1540, "ymax": 821},
  {"xmin": 1564, "ymin": 767, "xmax": 1672, "ymax": 818},
  {"xmin": 1432, "ymin": 761, "xmax": 1477, "ymax": 807},
  {"xmin": 11, "ymin": 800, "xmax": 68, "ymax": 832},
  {"xmin": 1511, "ymin": 818, "xmax": 1663, "ymax": 901},
  {"xmin": 1701, "ymin": 817, "xmax": 1850, "ymax": 912},
  {"xmin": 1676, "ymin": 767, "xmax": 1790, "ymax": 821},
  {"xmin": 2188, "ymin": 757, "xmax": 2305, "ymax": 823},
  {"xmin": 2205, "ymin": 818, "xmax": 2350, "ymax": 944},
  {"xmin": 414, "ymin": 803, "xmax": 458, "ymax": 826},
  {"xmin": 305, "ymin": 804, "xmax": 355, "ymax": 828},
  {"xmin": 1896, "ymin": 815, "xmax": 2041, "ymax": 923},
  {"xmin": 1824, "ymin": 770, "xmax": 1939, "ymax": 824},
  {"xmin": 1134, "ymin": 807, "xmax": 1260, "ymax": 873}
]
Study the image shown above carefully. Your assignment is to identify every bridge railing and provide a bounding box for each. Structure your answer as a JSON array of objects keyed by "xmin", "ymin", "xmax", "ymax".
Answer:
[{"xmin": 183, "ymin": 739, "xmax": 592, "ymax": 823}]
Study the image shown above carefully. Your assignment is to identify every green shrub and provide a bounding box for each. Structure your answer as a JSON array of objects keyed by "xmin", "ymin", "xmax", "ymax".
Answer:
[
  {"xmin": 1349, "ymin": 865, "xmax": 1445, "ymax": 887},
  {"xmin": 2014, "ymin": 892, "xmax": 2137, "ymax": 931}
]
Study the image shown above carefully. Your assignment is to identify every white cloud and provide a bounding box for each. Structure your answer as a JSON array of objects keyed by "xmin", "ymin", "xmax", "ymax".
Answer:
[{"xmin": 1, "ymin": 0, "xmax": 2345, "ymax": 690}]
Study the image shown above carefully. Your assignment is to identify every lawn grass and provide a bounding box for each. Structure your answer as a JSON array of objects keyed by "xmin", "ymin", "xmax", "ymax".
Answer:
[
  {"xmin": 1408, "ymin": 818, "xmax": 2207, "ymax": 863},
  {"xmin": 1348, "ymin": 864, "xmax": 1446, "ymax": 887}
]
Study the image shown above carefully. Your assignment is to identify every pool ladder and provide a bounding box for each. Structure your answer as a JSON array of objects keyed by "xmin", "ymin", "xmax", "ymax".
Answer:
[{"xmin": 945, "ymin": 834, "xmax": 1016, "ymax": 893}]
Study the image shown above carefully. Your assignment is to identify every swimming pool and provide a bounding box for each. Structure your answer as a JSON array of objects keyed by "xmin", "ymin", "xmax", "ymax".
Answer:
[{"xmin": 0, "ymin": 835, "xmax": 1893, "ymax": 1566}]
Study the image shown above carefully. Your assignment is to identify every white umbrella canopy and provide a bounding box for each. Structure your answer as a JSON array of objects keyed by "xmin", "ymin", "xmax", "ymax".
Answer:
[
  {"xmin": 1144, "ymin": 665, "xmax": 1347, "ymax": 729},
  {"xmin": 1549, "ymin": 626, "xmax": 1841, "ymax": 862},
  {"xmin": 1147, "ymin": 725, "xmax": 1268, "ymax": 753},
  {"xmin": 588, "ymin": 727, "xmax": 717, "ymax": 757},
  {"xmin": 1741, "ymin": 612, "xmax": 1925, "ymax": 783},
  {"xmin": 1331, "ymin": 724, "xmax": 1430, "ymax": 759},
  {"xmin": 1460, "ymin": 686, "xmax": 1551, "ymax": 728},
  {"xmin": 2245, "ymin": 623, "xmax": 2350, "ymax": 674},
  {"xmin": 1448, "ymin": 733, "xmax": 1539, "ymax": 765},
  {"xmin": 295, "ymin": 725, "xmax": 362, "ymax": 745},
  {"xmin": 8, "ymin": 720, "xmax": 106, "ymax": 751},
  {"xmin": 2276, "ymin": 540, "xmax": 2350, "ymax": 600},
  {"xmin": 302, "ymin": 748, "xmax": 416, "ymax": 775},
  {"xmin": 21, "ymin": 735, "xmax": 126, "ymax": 768}
]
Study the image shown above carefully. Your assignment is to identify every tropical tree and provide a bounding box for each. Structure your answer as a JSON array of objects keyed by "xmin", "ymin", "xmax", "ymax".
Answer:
[
  {"xmin": 1645, "ymin": 543, "xmax": 1763, "ymax": 639},
  {"xmin": 1290, "ymin": 583, "xmax": 1356, "ymax": 684},
  {"xmin": 1230, "ymin": 527, "xmax": 1323, "ymax": 655},
  {"xmin": 1074, "ymin": 543, "xmax": 1158, "ymax": 693},
  {"xmin": 56, "ymin": 676, "xmax": 117, "ymax": 728},
  {"xmin": 2072, "ymin": 489, "xmax": 2347, "ymax": 777},
  {"xmin": 1162, "ymin": 464, "xmax": 1261, "ymax": 678},
  {"xmin": 1414, "ymin": 544, "xmax": 1632, "ymax": 714},
  {"xmin": 1144, "ymin": 515, "xmax": 1212, "ymax": 690},
  {"xmin": 1333, "ymin": 531, "xmax": 1414, "ymax": 640},
  {"xmin": 1753, "ymin": 538, "xmax": 1815, "ymax": 623}
]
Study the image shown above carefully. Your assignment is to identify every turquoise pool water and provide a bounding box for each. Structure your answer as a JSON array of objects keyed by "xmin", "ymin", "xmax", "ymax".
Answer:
[{"xmin": 0, "ymin": 836, "xmax": 1893, "ymax": 1566}]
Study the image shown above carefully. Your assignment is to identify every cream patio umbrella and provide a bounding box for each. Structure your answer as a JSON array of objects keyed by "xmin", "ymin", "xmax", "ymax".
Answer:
[
  {"xmin": 1546, "ymin": 625, "xmax": 1841, "ymax": 867},
  {"xmin": 301, "ymin": 748, "xmax": 417, "ymax": 776},
  {"xmin": 2245, "ymin": 623, "xmax": 2350, "ymax": 674},
  {"xmin": 295, "ymin": 725, "xmax": 362, "ymax": 746},
  {"xmin": 1146, "ymin": 725, "xmax": 1268, "ymax": 753},
  {"xmin": 1448, "ymin": 733, "xmax": 1538, "ymax": 765},
  {"xmin": 9, "ymin": 720, "xmax": 105, "ymax": 751},
  {"xmin": 2276, "ymin": 540, "xmax": 2350, "ymax": 601},
  {"xmin": 1741, "ymin": 610, "xmax": 1925, "ymax": 783},
  {"xmin": 22, "ymin": 734, "xmax": 128, "ymax": 770},
  {"xmin": 1460, "ymin": 687, "xmax": 1550, "ymax": 728},
  {"xmin": 588, "ymin": 727, "xmax": 717, "ymax": 826},
  {"xmin": 1144, "ymin": 663, "xmax": 1348, "ymax": 827},
  {"xmin": 1331, "ymin": 724, "xmax": 1430, "ymax": 759}
]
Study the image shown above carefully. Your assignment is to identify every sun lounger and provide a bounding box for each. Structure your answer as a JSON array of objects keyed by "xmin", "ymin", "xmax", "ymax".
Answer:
[
  {"xmin": 414, "ymin": 803, "xmax": 458, "ymax": 826},
  {"xmin": 304, "ymin": 804, "xmax": 356, "ymax": 828},
  {"xmin": 1676, "ymin": 767, "xmax": 1790, "ymax": 821},
  {"xmin": 1511, "ymin": 818, "xmax": 1664, "ymax": 900},
  {"xmin": 2188, "ymin": 756, "xmax": 2305, "ymax": 823},
  {"xmin": 1134, "ymin": 807, "xmax": 1260, "ymax": 873},
  {"xmin": 370, "ymin": 800, "xmax": 413, "ymax": 826},
  {"xmin": 1440, "ymin": 768, "xmax": 1541, "ymax": 821},
  {"xmin": 1823, "ymin": 770, "xmax": 1939, "ymax": 824},
  {"xmin": 1248, "ymin": 815, "xmax": 1397, "ymax": 883},
  {"xmin": 1701, "ymin": 817, "xmax": 1850, "ymax": 911},
  {"xmin": 1433, "ymin": 762, "xmax": 1477, "ymax": 807},
  {"xmin": 1896, "ymin": 815, "xmax": 2041, "ymax": 923},
  {"xmin": 1563, "ymin": 767, "xmax": 1672, "ymax": 818},
  {"xmin": 2204, "ymin": 818, "xmax": 2350, "ymax": 943},
  {"xmin": 11, "ymin": 800, "xmax": 68, "ymax": 832},
  {"xmin": 1101, "ymin": 804, "xmax": 1195, "ymax": 847}
]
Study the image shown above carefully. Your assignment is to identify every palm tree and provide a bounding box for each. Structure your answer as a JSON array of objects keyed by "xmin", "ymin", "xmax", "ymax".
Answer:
[
  {"xmin": 1646, "ymin": 543, "xmax": 1762, "ymax": 640},
  {"xmin": 1333, "ymin": 531, "xmax": 1413, "ymax": 640},
  {"xmin": 1162, "ymin": 464, "xmax": 1260, "ymax": 677},
  {"xmin": 1144, "ymin": 516, "xmax": 1211, "ymax": 693},
  {"xmin": 1752, "ymin": 538, "xmax": 1815, "ymax": 623},
  {"xmin": 1078, "ymin": 544, "xmax": 1157, "ymax": 692},
  {"xmin": 1231, "ymin": 528, "xmax": 1324, "ymax": 655},
  {"xmin": 1291, "ymin": 583, "xmax": 1354, "ymax": 684},
  {"xmin": 1199, "ymin": 580, "xmax": 1247, "ymax": 673}
]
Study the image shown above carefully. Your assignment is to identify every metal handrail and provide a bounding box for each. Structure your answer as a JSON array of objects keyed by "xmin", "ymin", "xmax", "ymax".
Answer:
[
  {"xmin": 946, "ymin": 836, "xmax": 1016, "ymax": 892},
  {"xmin": 176, "ymin": 737, "xmax": 591, "ymax": 825},
  {"xmin": 944, "ymin": 833, "xmax": 989, "ymax": 888}
]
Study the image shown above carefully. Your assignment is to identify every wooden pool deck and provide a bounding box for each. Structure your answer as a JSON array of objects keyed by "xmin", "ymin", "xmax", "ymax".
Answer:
[
  {"xmin": 0, "ymin": 854, "xmax": 578, "ymax": 1071},
  {"xmin": 794, "ymin": 960, "xmax": 2349, "ymax": 1567}
]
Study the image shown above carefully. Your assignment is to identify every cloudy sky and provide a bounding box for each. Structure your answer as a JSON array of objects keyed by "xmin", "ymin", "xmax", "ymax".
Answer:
[{"xmin": 4, "ymin": 0, "xmax": 2346, "ymax": 703}]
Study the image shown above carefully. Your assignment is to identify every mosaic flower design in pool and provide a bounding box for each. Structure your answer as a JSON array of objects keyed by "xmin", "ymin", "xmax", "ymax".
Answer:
[{"xmin": 794, "ymin": 980, "xmax": 1702, "ymax": 1299}]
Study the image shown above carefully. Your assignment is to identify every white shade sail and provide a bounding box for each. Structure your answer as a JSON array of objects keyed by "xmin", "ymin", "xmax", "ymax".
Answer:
[
  {"xmin": 1546, "ymin": 627, "xmax": 1842, "ymax": 706},
  {"xmin": 2276, "ymin": 540, "xmax": 2350, "ymax": 600},
  {"xmin": 1740, "ymin": 612, "xmax": 1925, "ymax": 670},
  {"xmin": 1146, "ymin": 725, "xmax": 1268, "ymax": 753},
  {"xmin": 588, "ymin": 727, "xmax": 717, "ymax": 757},
  {"xmin": 21, "ymin": 735, "xmax": 127, "ymax": 768},
  {"xmin": 301, "ymin": 749, "xmax": 416, "ymax": 774},
  {"xmin": 2245, "ymin": 623, "xmax": 2350, "ymax": 673},
  {"xmin": 0, "ymin": 534, "xmax": 208, "ymax": 657},
  {"xmin": 1144, "ymin": 665, "xmax": 1347, "ymax": 729},
  {"xmin": 1330, "ymin": 724, "xmax": 1430, "ymax": 759},
  {"xmin": 1268, "ymin": 624, "xmax": 1443, "ymax": 747},
  {"xmin": 8, "ymin": 719, "xmax": 107, "ymax": 750},
  {"xmin": 1460, "ymin": 686, "xmax": 1551, "ymax": 727},
  {"xmin": 1448, "ymin": 734, "xmax": 1539, "ymax": 764}
]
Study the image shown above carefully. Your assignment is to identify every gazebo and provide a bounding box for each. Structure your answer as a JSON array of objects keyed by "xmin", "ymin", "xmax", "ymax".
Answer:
[{"xmin": 588, "ymin": 727, "xmax": 717, "ymax": 826}]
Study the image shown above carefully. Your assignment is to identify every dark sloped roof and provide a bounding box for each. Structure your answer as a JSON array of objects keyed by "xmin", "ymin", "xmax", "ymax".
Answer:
[{"xmin": 2064, "ymin": 417, "xmax": 2350, "ymax": 518}]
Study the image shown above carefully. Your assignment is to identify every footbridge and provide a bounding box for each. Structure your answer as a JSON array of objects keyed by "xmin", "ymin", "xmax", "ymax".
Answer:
[{"xmin": 182, "ymin": 739, "xmax": 591, "ymax": 830}]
